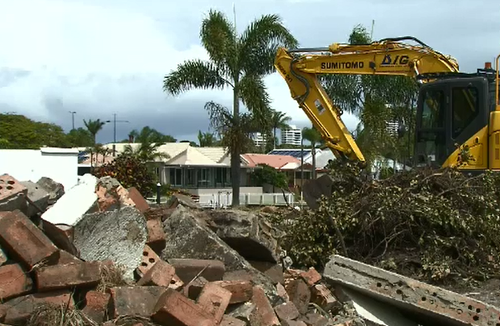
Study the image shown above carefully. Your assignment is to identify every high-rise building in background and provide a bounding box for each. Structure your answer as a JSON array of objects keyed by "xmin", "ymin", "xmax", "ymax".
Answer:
[
  {"xmin": 281, "ymin": 125, "xmax": 302, "ymax": 146},
  {"xmin": 252, "ymin": 132, "xmax": 267, "ymax": 147}
]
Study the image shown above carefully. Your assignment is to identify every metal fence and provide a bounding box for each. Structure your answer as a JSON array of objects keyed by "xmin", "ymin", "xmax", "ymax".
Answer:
[{"xmin": 196, "ymin": 192, "xmax": 294, "ymax": 209}]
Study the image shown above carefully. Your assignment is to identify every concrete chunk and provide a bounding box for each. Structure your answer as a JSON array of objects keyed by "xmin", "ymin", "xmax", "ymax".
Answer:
[
  {"xmin": 20, "ymin": 181, "xmax": 49, "ymax": 217},
  {"xmin": 36, "ymin": 177, "xmax": 64, "ymax": 205},
  {"xmin": 324, "ymin": 255, "xmax": 500, "ymax": 326},
  {"xmin": 73, "ymin": 206, "xmax": 148, "ymax": 281}
]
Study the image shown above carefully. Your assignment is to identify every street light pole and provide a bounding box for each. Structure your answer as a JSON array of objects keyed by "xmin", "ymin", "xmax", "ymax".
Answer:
[
  {"xmin": 111, "ymin": 113, "xmax": 129, "ymax": 157},
  {"xmin": 68, "ymin": 111, "xmax": 76, "ymax": 130}
]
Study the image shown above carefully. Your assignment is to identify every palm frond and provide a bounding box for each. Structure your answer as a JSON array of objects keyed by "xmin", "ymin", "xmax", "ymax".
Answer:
[
  {"xmin": 163, "ymin": 59, "xmax": 231, "ymax": 95},
  {"xmin": 238, "ymin": 74, "xmax": 271, "ymax": 124}
]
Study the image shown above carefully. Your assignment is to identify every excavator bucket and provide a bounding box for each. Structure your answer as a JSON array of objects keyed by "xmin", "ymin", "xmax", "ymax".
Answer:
[{"xmin": 302, "ymin": 174, "xmax": 335, "ymax": 210}]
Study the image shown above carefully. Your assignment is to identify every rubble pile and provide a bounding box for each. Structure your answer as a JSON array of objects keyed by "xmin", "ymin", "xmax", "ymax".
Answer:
[
  {"xmin": 272, "ymin": 164, "xmax": 500, "ymax": 284},
  {"xmin": 0, "ymin": 173, "xmax": 359, "ymax": 326}
]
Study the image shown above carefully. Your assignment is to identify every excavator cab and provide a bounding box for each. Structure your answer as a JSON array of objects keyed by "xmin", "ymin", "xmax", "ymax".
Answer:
[{"xmin": 414, "ymin": 64, "xmax": 498, "ymax": 170}]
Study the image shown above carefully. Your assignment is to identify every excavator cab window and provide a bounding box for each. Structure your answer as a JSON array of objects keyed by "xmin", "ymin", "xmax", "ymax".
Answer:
[
  {"xmin": 452, "ymin": 86, "xmax": 479, "ymax": 138},
  {"xmin": 415, "ymin": 88, "xmax": 446, "ymax": 167}
]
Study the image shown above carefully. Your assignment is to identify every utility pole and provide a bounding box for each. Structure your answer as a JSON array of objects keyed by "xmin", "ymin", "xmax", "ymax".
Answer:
[
  {"xmin": 112, "ymin": 113, "xmax": 129, "ymax": 157},
  {"xmin": 370, "ymin": 19, "xmax": 375, "ymax": 41},
  {"xmin": 68, "ymin": 111, "xmax": 76, "ymax": 130}
]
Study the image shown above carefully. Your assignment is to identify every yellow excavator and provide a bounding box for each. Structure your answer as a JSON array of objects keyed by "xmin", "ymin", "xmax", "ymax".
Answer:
[{"xmin": 274, "ymin": 36, "xmax": 500, "ymax": 208}]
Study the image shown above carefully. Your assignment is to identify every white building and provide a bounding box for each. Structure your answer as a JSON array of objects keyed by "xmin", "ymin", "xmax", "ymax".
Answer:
[
  {"xmin": 252, "ymin": 132, "xmax": 267, "ymax": 147},
  {"xmin": 281, "ymin": 125, "xmax": 302, "ymax": 146}
]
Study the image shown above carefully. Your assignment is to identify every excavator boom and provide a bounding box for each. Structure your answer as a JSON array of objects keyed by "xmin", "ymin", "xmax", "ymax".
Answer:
[{"xmin": 274, "ymin": 36, "xmax": 460, "ymax": 165}]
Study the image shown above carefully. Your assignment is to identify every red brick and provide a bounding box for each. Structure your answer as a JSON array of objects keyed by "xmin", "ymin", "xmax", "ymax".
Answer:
[
  {"xmin": 285, "ymin": 279, "xmax": 311, "ymax": 315},
  {"xmin": 35, "ymin": 261, "xmax": 101, "ymax": 292},
  {"xmin": 82, "ymin": 290, "xmax": 111, "ymax": 323},
  {"xmin": 128, "ymin": 187, "xmax": 150, "ymax": 213},
  {"xmin": 274, "ymin": 301, "xmax": 300, "ymax": 321},
  {"xmin": 170, "ymin": 274, "xmax": 184, "ymax": 290},
  {"xmin": 169, "ymin": 258, "xmax": 225, "ymax": 283},
  {"xmin": 137, "ymin": 260, "xmax": 175, "ymax": 287},
  {"xmin": 300, "ymin": 267, "xmax": 322, "ymax": 286},
  {"xmin": 109, "ymin": 286, "xmax": 166, "ymax": 318},
  {"xmin": 137, "ymin": 244, "xmax": 161, "ymax": 277},
  {"xmin": 211, "ymin": 280, "xmax": 253, "ymax": 304},
  {"xmin": 0, "ymin": 263, "xmax": 33, "ymax": 301},
  {"xmin": 282, "ymin": 320, "xmax": 307, "ymax": 326},
  {"xmin": 0, "ymin": 174, "xmax": 27, "ymax": 210},
  {"xmin": 1, "ymin": 290, "xmax": 74, "ymax": 325},
  {"xmin": 197, "ymin": 282, "xmax": 232, "ymax": 324},
  {"xmin": 41, "ymin": 219, "xmax": 78, "ymax": 256},
  {"xmin": 146, "ymin": 218, "xmax": 166, "ymax": 252},
  {"xmin": 57, "ymin": 224, "xmax": 75, "ymax": 242},
  {"xmin": 220, "ymin": 315, "xmax": 246, "ymax": 326},
  {"xmin": 249, "ymin": 285, "xmax": 280, "ymax": 326},
  {"xmin": 310, "ymin": 284, "xmax": 338, "ymax": 312},
  {"xmin": 152, "ymin": 288, "xmax": 216, "ymax": 326},
  {"xmin": 223, "ymin": 270, "xmax": 254, "ymax": 282},
  {"xmin": 56, "ymin": 250, "xmax": 83, "ymax": 265},
  {"xmin": 277, "ymin": 283, "xmax": 290, "ymax": 302},
  {"xmin": 249, "ymin": 260, "xmax": 285, "ymax": 285},
  {"xmin": 0, "ymin": 210, "xmax": 59, "ymax": 269},
  {"xmin": 186, "ymin": 276, "xmax": 208, "ymax": 299}
]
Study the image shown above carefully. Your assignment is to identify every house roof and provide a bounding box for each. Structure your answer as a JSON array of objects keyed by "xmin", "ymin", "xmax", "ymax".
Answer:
[
  {"xmin": 195, "ymin": 147, "xmax": 228, "ymax": 163},
  {"xmin": 241, "ymin": 153, "xmax": 300, "ymax": 170},
  {"xmin": 167, "ymin": 146, "xmax": 227, "ymax": 166},
  {"xmin": 268, "ymin": 148, "xmax": 312, "ymax": 159}
]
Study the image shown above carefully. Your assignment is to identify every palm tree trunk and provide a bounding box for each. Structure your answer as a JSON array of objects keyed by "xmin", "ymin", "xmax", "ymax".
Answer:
[
  {"xmin": 273, "ymin": 127, "xmax": 277, "ymax": 149},
  {"xmin": 311, "ymin": 143, "xmax": 316, "ymax": 179},
  {"xmin": 231, "ymin": 86, "xmax": 241, "ymax": 207}
]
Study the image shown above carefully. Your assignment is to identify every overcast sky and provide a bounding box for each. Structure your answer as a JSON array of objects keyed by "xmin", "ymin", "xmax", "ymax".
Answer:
[{"xmin": 0, "ymin": 0, "xmax": 498, "ymax": 144}]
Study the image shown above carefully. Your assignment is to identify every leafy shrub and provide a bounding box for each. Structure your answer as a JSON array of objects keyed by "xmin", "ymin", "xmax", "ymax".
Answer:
[{"xmin": 94, "ymin": 154, "xmax": 155, "ymax": 197}]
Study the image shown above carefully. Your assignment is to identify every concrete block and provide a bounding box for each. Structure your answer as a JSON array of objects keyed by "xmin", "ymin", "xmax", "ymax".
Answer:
[
  {"xmin": 73, "ymin": 206, "xmax": 148, "ymax": 281},
  {"xmin": 0, "ymin": 174, "xmax": 27, "ymax": 212},
  {"xmin": 0, "ymin": 210, "xmax": 59, "ymax": 269},
  {"xmin": 36, "ymin": 176, "xmax": 64, "ymax": 205},
  {"xmin": 20, "ymin": 180, "xmax": 49, "ymax": 217},
  {"xmin": 41, "ymin": 174, "xmax": 98, "ymax": 225},
  {"xmin": 324, "ymin": 255, "xmax": 500, "ymax": 326}
]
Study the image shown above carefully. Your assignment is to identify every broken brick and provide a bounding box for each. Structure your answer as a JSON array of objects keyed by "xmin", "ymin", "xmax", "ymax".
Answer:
[
  {"xmin": 301, "ymin": 313, "xmax": 329, "ymax": 326},
  {"xmin": 152, "ymin": 288, "xmax": 215, "ymax": 326},
  {"xmin": 137, "ymin": 260, "xmax": 175, "ymax": 287},
  {"xmin": 137, "ymin": 244, "xmax": 161, "ymax": 277},
  {"xmin": 211, "ymin": 280, "xmax": 253, "ymax": 304},
  {"xmin": 56, "ymin": 250, "xmax": 83, "ymax": 265},
  {"xmin": 146, "ymin": 218, "xmax": 166, "ymax": 252},
  {"xmin": 1, "ymin": 290, "xmax": 74, "ymax": 325},
  {"xmin": 221, "ymin": 315, "xmax": 246, "ymax": 326},
  {"xmin": 274, "ymin": 301, "xmax": 300, "ymax": 322},
  {"xmin": 277, "ymin": 283, "xmax": 290, "ymax": 302},
  {"xmin": 311, "ymin": 284, "xmax": 338, "ymax": 312},
  {"xmin": 300, "ymin": 267, "xmax": 322, "ymax": 286},
  {"xmin": 0, "ymin": 263, "xmax": 33, "ymax": 301},
  {"xmin": 168, "ymin": 258, "xmax": 225, "ymax": 283},
  {"xmin": 249, "ymin": 260, "xmax": 285, "ymax": 285},
  {"xmin": 197, "ymin": 282, "xmax": 232, "ymax": 324},
  {"xmin": 82, "ymin": 290, "xmax": 111, "ymax": 323},
  {"xmin": 35, "ymin": 261, "xmax": 101, "ymax": 292},
  {"xmin": 282, "ymin": 320, "xmax": 307, "ymax": 326},
  {"xmin": 128, "ymin": 187, "xmax": 150, "ymax": 213},
  {"xmin": 0, "ymin": 174, "xmax": 27, "ymax": 212},
  {"xmin": 109, "ymin": 286, "xmax": 166, "ymax": 318},
  {"xmin": 41, "ymin": 218, "xmax": 78, "ymax": 257},
  {"xmin": 249, "ymin": 285, "xmax": 280, "ymax": 326},
  {"xmin": 186, "ymin": 276, "xmax": 208, "ymax": 299},
  {"xmin": 0, "ymin": 210, "xmax": 59, "ymax": 269},
  {"xmin": 286, "ymin": 279, "xmax": 311, "ymax": 315},
  {"xmin": 169, "ymin": 274, "xmax": 184, "ymax": 290},
  {"xmin": 223, "ymin": 270, "xmax": 254, "ymax": 282}
]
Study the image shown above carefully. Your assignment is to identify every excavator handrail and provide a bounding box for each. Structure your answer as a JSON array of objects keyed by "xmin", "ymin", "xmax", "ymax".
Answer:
[{"xmin": 274, "ymin": 36, "xmax": 461, "ymax": 165}]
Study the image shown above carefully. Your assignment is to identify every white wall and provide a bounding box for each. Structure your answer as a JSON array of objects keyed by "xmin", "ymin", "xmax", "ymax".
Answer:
[{"xmin": 0, "ymin": 148, "xmax": 79, "ymax": 191}]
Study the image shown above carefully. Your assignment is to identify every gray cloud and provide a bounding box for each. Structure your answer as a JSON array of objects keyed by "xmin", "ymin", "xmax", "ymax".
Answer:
[{"xmin": 0, "ymin": 0, "xmax": 498, "ymax": 146}]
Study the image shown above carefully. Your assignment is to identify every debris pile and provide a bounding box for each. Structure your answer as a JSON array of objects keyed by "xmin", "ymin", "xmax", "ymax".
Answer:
[
  {"xmin": 0, "ymin": 173, "xmax": 360, "ymax": 326},
  {"xmin": 272, "ymin": 164, "xmax": 500, "ymax": 284}
]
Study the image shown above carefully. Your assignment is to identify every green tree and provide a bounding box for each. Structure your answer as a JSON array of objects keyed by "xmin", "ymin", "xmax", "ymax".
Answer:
[
  {"xmin": 302, "ymin": 126, "xmax": 323, "ymax": 179},
  {"xmin": 129, "ymin": 126, "xmax": 177, "ymax": 143},
  {"xmin": 0, "ymin": 113, "xmax": 69, "ymax": 148},
  {"xmin": 83, "ymin": 119, "xmax": 107, "ymax": 145},
  {"xmin": 66, "ymin": 127, "xmax": 94, "ymax": 147},
  {"xmin": 269, "ymin": 109, "xmax": 292, "ymax": 149},
  {"xmin": 198, "ymin": 130, "xmax": 217, "ymax": 147},
  {"xmin": 163, "ymin": 9, "xmax": 298, "ymax": 207}
]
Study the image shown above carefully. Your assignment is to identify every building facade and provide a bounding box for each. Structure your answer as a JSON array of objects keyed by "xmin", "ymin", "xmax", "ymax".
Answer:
[{"xmin": 280, "ymin": 125, "xmax": 302, "ymax": 146}]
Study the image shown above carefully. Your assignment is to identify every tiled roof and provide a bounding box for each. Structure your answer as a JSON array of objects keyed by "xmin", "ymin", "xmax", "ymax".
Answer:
[
  {"xmin": 195, "ymin": 147, "xmax": 228, "ymax": 163},
  {"xmin": 241, "ymin": 153, "xmax": 300, "ymax": 170},
  {"xmin": 167, "ymin": 146, "xmax": 226, "ymax": 166}
]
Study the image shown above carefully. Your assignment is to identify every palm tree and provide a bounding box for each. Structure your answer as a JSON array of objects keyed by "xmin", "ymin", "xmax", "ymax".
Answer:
[
  {"xmin": 163, "ymin": 9, "xmax": 298, "ymax": 206},
  {"xmin": 129, "ymin": 126, "xmax": 177, "ymax": 144},
  {"xmin": 83, "ymin": 119, "xmax": 107, "ymax": 145},
  {"xmin": 302, "ymin": 126, "xmax": 323, "ymax": 179},
  {"xmin": 270, "ymin": 109, "xmax": 292, "ymax": 149},
  {"xmin": 198, "ymin": 130, "xmax": 217, "ymax": 147}
]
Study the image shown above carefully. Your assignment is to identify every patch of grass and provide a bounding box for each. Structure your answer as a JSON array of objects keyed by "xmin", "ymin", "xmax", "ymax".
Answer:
[
  {"xmin": 97, "ymin": 262, "xmax": 129, "ymax": 293},
  {"xmin": 27, "ymin": 304, "xmax": 98, "ymax": 326}
]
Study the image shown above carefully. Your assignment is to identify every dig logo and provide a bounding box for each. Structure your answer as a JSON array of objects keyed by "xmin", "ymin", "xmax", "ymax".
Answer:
[{"xmin": 381, "ymin": 55, "xmax": 410, "ymax": 66}]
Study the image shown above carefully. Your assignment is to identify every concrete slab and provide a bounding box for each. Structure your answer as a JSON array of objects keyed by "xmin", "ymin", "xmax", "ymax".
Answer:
[
  {"xmin": 324, "ymin": 255, "xmax": 500, "ymax": 326},
  {"xmin": 20, "ymin": 181, "xmax": 49, "ymax": 217}
]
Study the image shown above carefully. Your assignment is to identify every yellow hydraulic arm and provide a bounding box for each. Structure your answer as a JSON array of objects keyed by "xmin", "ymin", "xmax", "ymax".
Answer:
[{"xmin": 274, "ymin": 36, "xmax": 459, "ymax": 165}]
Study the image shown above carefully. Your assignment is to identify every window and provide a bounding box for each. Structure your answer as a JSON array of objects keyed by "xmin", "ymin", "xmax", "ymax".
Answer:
[
  {"xmin": 168, "ymin": 168, "xmax": 183, "ymax": 186},
  {"xmin": 421, "ymin": 89, "xmax": 445, "ymax": 129},
  {"xmin": 452, "ymin": 87, "xmax": 479, "ymax": 138}
]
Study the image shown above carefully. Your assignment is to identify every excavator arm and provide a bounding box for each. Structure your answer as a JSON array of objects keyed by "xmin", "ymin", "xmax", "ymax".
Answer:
[{"xmin": 274, "ymin": 36, "xmax": 459, "ymax": 166}]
